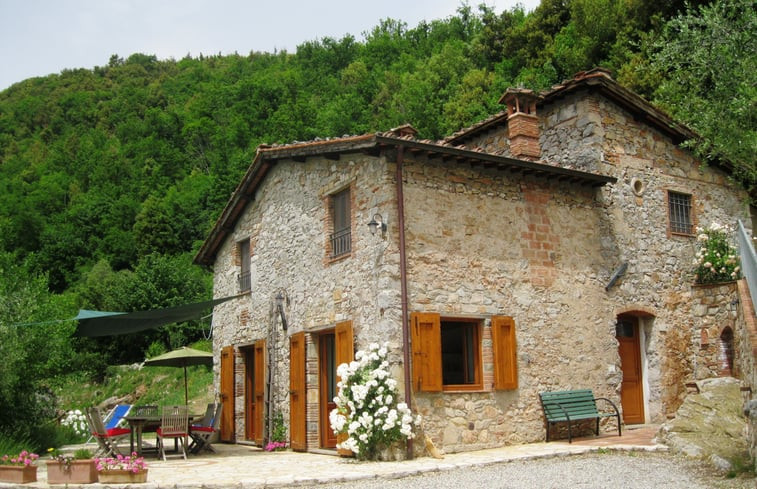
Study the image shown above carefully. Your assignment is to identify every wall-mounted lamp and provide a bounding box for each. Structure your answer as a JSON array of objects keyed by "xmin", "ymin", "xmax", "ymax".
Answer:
[
  {"xmin": 275, "ymin": 290, "xmax": 288, "ymax": 330},
  {"xmin": 367, "ymin": 213, "xmax": 387, "ymax": 236}
]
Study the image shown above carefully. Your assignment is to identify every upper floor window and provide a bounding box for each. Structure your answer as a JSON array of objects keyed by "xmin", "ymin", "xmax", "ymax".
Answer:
[
  {"xmin": 238, "ymin": 239, "xmax": 251, "ymax": 292},
  {"xmin": 667, "ymin": 191, "xmax": 694, "ymax": 235},
  {"xmin": 329, "ymin": 188, "xmax": 351, "ymax": 259}
]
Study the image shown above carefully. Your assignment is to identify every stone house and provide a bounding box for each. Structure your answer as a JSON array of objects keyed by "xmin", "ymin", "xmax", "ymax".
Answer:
[{"xmin": 194, "ymin": 68, "xmax": 751, "ymax": 455}]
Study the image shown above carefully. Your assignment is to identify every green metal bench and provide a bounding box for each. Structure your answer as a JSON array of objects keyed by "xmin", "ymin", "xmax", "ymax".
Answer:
[{"xmin": 539, "ymin": 389, "xmax": 622, "ymax": 443}]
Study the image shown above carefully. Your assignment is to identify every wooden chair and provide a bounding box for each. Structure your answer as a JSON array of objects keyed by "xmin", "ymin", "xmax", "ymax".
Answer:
[
  {"xmin": 156, "ymin": 405, "xmax": 189, "ymax": 460},
  {"xmin": 189, "ymin": 403, "xmax": 222, "ymax": 454},
  {"xmin": 86, "ymin": 407, "xmax": 130, "ymax": 457}
]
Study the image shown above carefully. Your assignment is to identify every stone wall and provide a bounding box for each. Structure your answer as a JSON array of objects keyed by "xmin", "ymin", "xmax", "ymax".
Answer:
[
  {"xmin": 210, "ymin": 153, "xmax": 405, "ymax": 443},
  {"xmin": 401, "ymin": 154, "xmax": 621, "ymax": 451}
]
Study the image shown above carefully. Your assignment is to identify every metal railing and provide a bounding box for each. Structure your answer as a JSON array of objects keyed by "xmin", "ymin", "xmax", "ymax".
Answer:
[
  {"xmin": 238, "ymin": 271, "xmax": 251, "ymax": 292},
  {"xmin": 330, "ymin": 228, "xmax": 351, "ymax": 258},
  {"xmin": 737, "ymin": 219, "xmax": 757, "ymax": 308}
]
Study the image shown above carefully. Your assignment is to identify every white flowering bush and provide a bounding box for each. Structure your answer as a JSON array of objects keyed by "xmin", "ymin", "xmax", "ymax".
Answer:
[
  {"xmin": 61, "ymin": 409, "xmax": 89, "ymax": 438},
  {"xmin": 693, "ymin": 223, "xmax": 741, "ymax": 284},
  {"xmin": 329, "ymin": 342, "xmax": 419, "ymax": 460}
]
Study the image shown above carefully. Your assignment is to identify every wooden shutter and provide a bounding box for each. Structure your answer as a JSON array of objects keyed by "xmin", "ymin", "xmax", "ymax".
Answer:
[
  {"xmin": 219, "ymin": 345, "xmax": 235, "ymax": 442},
  {"xmin": 289, "ymin": 332, "xmax": 307, "ymax": 451},
  {"xmin": 410, "ymin": 312, "xmax": 442, "ymax": 392},
  {"xmin": 491, "ymin": 316, "xmax": 518, "ymax": 390},
  {"xmin": 253, "ymin": 339, "xmax": 266, "ymax": 446},
  {"xmin": 334, "ymin": 321, "xmax": 354, "ymax": 377},
  {"xmin": 334, "ymin": 321, "xmax": 354, "ymax": 456}
]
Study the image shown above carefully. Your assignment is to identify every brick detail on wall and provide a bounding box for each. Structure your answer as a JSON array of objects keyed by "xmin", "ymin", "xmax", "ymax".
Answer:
[
  {"xmin": 305, "ymin": 333, "xmax": 319, "ymax": 449},
  {"xmin": 234, "ymin": 348, "xmax": 245, "ymax": 441},
  {"xmin": 520, "ymin": 183, "xmax": 559, "ymax": 287}
]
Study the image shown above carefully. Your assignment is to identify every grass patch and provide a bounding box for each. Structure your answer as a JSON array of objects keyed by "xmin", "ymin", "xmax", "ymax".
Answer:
[{"xmin": 52, "ymin": 357, "xmax": 214, "ymax": 414}]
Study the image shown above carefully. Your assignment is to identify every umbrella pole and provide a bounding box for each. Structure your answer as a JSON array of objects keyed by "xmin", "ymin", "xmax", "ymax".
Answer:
[{"xmin": 184, "ymin": 365, "xmax": 189, "ymax": 405}]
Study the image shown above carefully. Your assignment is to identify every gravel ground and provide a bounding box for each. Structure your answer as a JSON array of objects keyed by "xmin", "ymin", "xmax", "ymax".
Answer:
[{"xmin": 296, "ymin": 452, "xmax": 754, "ymax": 489}]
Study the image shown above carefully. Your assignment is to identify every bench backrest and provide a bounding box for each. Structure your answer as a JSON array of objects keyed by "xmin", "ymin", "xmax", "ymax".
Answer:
[{"xmin": 539, "ymin": 389, "xmax": 599, "ymax": 420}]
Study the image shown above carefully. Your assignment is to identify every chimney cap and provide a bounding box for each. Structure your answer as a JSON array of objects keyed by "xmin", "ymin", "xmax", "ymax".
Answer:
[{"xmin": 498, "ymin": 87, "xmax": 541, "ymax": 105}]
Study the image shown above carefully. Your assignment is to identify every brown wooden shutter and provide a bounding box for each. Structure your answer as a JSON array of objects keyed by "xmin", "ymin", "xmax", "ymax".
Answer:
[
  {"xmin": 289, "ymin": 332, "xmax": 307, "ymax": 451},
  {"xmin": 334, "ymin": 321, "xmax": 354, "ymax": 377},
  {"xmin": 219, "ymin": 345, "xmax": 235, "ymax": 442},
  {"xmin": 334, "ymin": 321, "xmax": 354, "ymax": 456},
  {"xmin": 491, "ymin": 316, "xmax": 518, "ymax": 390},
  {"xmin": 410, "ymin": 312, "xmax": 442, "ymax": 392},
  {"xmin": 253, "ymin": 339, "xmax": 266, "ymax": 446}
]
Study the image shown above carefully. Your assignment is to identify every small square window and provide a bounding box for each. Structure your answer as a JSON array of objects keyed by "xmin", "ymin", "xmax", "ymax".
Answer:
[{"xmin": 668, "ymin": 191, "xmax": 693, "ymax": 235}]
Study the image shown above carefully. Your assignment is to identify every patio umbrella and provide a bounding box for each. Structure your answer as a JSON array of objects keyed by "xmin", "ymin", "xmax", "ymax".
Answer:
[{"xmin": 144, "ymin": 346, "xmax": 213, "ymax": 405}]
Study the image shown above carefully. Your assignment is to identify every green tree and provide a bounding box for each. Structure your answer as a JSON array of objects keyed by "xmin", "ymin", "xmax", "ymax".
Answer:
[
  {"xmin": 647, "ymin": 0, "xmax": 756, "ymax": 188},
  {"xmin": 0, "ymin": 253, "xmax": 77, "ymax": 448}
]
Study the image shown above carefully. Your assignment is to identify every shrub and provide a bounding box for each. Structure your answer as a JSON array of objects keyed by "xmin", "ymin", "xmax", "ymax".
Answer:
[
  {"xmin": 329, "ymin": 342, "xmax": 419, "ymax": 460},
  {"xmin": 693, "ymin": 223, "xmax": 741, "ymax": 284}
]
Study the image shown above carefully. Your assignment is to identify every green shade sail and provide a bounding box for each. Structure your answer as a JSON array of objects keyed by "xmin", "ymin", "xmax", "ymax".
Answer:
[{"xmin": 74, "ymin": 294, "xmax": 241, "ymax": 337}]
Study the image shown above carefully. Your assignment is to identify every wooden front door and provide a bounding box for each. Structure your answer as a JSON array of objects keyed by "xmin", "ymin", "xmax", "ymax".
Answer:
[
  {"xmin": 616, "ymin": 316, "xmax": 644, "ymax": 424},
  {"xmin": 289, "ymin": 332, "xmax": 307, "ymax": 451},
  {"xmin": 319, "ymin": 333, "xmax": 337, "ymax": 448},
  {"xmin": 253, "ymin": 339, "xmax": 266, "ymax": 446},
  {"xmin": 220, "ymin": 345, "xmax": 235, "ymax": 442},
  {"xmin": 243, "ymin": 340, "xmax": 266, "ymax": 445}
]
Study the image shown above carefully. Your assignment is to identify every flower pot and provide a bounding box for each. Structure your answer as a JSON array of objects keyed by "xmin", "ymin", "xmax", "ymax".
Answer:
[
  {"xmin": 0, "ymin": 465, "xmax": 37, "ymax": 484},
  {"xmin": 98, "ymin": 469, "xmax": 148, "ymax": 484},
  {"xmin": 46, "ymin": 459, "xmax": 98, "ymax": 484}
]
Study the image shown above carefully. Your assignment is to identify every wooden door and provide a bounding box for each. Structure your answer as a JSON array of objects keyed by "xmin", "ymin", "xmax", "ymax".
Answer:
[
  {"xmin": 220, "ymin": 345, "xmax": 235, "ymax": 442},
  {"xmin": 289, "ymin": 332, "xmax": 307, "ymax": 451},
  {"xmin": 243, "ymin": 347, "xmax": 254, "ymax": 441},
  {"xmin": 616, "ymin": 316, "xmax": 644, "ymax": 424},
  {"xmin": 319, "ymin": 333, "xmax": 337, "ymax": 448},
  {"xmin": 253, "ymin": 339, "xmax": 266, "ymax": 446}
]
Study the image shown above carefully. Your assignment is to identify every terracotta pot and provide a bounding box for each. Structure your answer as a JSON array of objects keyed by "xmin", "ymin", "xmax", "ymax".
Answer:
[
  {"xmin": 0, "ymin": 464, "xmax": 37, "ymax": 484},
  {"xmin": 46, "ymin": 459, "xmax": 98, "ymax": 484},
  {"xmin": 98, "ymin": 469, "xmax": 148, "ymax": 484}
]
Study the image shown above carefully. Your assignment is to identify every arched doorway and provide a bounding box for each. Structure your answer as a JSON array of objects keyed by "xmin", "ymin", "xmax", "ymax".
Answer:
[{"xmin": 616, "ymin": 314, "xmax": 645, "ymax": 424}]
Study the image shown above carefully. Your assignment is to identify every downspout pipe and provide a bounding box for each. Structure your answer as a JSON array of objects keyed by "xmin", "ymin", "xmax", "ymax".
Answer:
[{"xmin": 395, "ymin": 145, "xmax": 414, "ymax": 459}]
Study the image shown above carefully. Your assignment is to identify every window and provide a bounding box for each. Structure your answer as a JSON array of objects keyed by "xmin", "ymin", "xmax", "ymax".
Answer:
[
  {"xmin": 238, "ymin": 239, "xmax": 251, "ymax": 292},
  {"xmin": 329, "ymin": 188, "xmax": 351, "ymax": 258},
  {"xmin": 667, "ymin": 191, "xmax": 693, "ymax": 235},
  {"xmin": 411, "ymin": 313, "xmax": 518, "ymax": 392},
  {"xmin": 441, "ymin": 320, "xmax": 480, "ymax": 386}
]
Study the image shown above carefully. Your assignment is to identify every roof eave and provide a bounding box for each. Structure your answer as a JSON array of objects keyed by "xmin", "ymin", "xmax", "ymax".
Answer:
[{"xmin": 195, "ymin": 134, "xmax": 616, "ymax": 267}]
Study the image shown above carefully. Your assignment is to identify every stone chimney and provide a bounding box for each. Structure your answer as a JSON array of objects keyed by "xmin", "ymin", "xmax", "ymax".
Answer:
[{"xmin": 500, "ymin": 88, "xmax": 541, "ymax": 159}]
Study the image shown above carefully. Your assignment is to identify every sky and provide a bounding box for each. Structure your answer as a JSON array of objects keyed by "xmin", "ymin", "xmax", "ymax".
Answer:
[{"xmin": 0, "ymin": 0, "xmax": 540, "ymax": 91}]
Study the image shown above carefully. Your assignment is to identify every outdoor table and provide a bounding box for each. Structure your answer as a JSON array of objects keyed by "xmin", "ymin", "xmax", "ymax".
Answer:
[{"xmin": 124, "ymin": 412, "xmax": 201, "ymax": 456}]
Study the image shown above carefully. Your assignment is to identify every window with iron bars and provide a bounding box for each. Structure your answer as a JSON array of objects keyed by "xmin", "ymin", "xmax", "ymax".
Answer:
[
  {"xmin": 668, "ymin": 191, "xmax": 693, "ymax": 235},
  {"xmin": 329, "ymin": 188, "xmax": 351, "ymax": 258},
  {"xmin": 238, "ymin": 239, "xmax": 251, "ymax": 291}
]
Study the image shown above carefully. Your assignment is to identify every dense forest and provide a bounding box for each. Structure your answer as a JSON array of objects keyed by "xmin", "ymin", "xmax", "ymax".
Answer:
[{"xmin": 1, "ymin": 0, "xmax": 754, "ymax": 448}]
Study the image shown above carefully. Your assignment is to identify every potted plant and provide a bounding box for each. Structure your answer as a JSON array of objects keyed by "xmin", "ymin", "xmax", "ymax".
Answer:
[
  {"xmin": 95, "ymin": 452, "xmax": 148, "ymax": 483},
  {"xmin": 46, "ymin": 447, "xmax": 98, "ymax": 484},
  {"xmin": 0, "ymin": 450, "xmax": 39, "ymax": 483}
]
